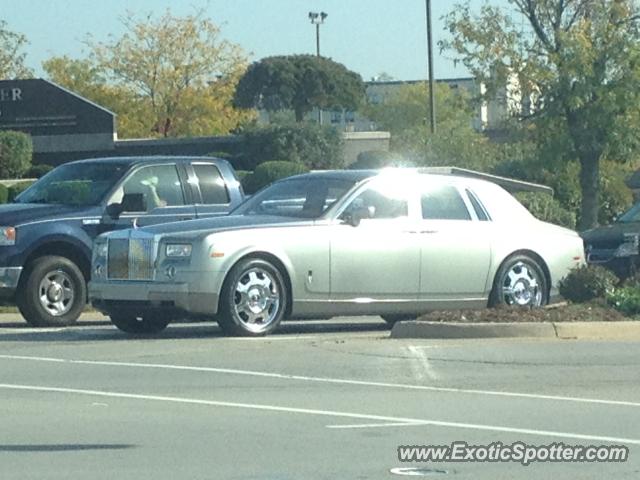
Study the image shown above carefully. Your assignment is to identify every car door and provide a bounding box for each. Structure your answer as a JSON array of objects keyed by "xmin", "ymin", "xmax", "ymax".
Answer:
[
  {"xmin": 107, "ymin": 163, "xmax": 196, "ymax": 229},
  {"xmin": 189, "ymin": 162, "xmax": 234, "ymax": 219},
  {"xmin": 329, "ymin": 180, "xmax": 421, "ymax": 301},
  {"xmin": 418, "ymin": 182, "xmax": 492, "ymax": 300}
]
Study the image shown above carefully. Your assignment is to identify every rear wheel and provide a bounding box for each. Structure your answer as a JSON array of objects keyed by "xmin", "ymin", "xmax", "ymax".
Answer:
[
  {"xmin": 17, "ymin": 255, "xmax": 86, "ymax": 327},
  {"xmin": 217, "ymin": 258, "xmax": 287, "ymax": 336},
  {"xmin": 109, "ymin": 310, "xmax": 171, "ymax": 334},
  {"xmin": 490, "ymin": 254, "xmax": 548, "ymax": 307}
]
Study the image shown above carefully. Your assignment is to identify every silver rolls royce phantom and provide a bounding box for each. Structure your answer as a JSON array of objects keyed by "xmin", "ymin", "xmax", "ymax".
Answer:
[{"xmin": 89, "ymin": 169, "xmax": 585, "ymax": 336}]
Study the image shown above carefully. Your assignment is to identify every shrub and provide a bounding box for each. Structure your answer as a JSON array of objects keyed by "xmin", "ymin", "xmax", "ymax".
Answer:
[
  {"xmin": 559, "ymin": 265, "xmax": 619, "ymax": 303},
  {"xmin": 0, "ymin": 131, "xmax": 32, "ymax": 179},
  {"xmin": 206, "ymin": 151, "xmax": 235, "ymax": 160},
  {"xmin": 242, "ymin": 161, "xmax": 309, "ymax": 194},
  {"xmin": 515, "ymin": 192, "xmax": 577, "ymax": 229},
  {"xmin": 26, "ymin": 164, "xmax": 54, "ymax": 178},
  {"xmin": 240, "ymin": 123, "xmax": 343, "ymax": 171},
  {"xmin": 8, "ymin": 180, "xmax": 35, "ymax": 202},
  {"xmin": 606, "ymin": 286, "xmax": 640, "ymax": 316},
  {"xmin": 347, "ymin": 150, "xmax": 413, "ymax": 170},
  {"xmin": 0, "ymin": 184, "xmax": 8, "ymax": 204}
]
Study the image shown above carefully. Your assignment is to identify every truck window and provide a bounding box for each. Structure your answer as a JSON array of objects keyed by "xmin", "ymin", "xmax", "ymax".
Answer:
[
  {"xmin": 193, "ymin": 164, "xmax": 230, "ymax": 204},
  {"xmin": 113, "ymin": 164, "xmax": 186, "ymax": 211}
]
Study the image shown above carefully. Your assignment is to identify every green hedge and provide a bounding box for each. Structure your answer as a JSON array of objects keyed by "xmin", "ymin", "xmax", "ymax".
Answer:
[
  {"xmin": 0, "ymin": 131, "xmax": 32, "ymax": 179},
  {"xmin": 240, "ymin": 123, "xmax": 343, "ymax": 171},
  {"xmin": 26, "ymin": 163, "xmax": 54, "ymax": 178},
  {"xmin": 348, "ymin": 150, "xmax": 412, "ymax": 169},
  {"xmin": 515, "ymin": 192, "xmax": 577, "ymax": 229},
  {"xmin": 8, "ymin": 180, "xmax": 35, "ymax": 202},
  {"xmin": 242, "ymin": 161, "xmax": 309, "ymax": 194}
]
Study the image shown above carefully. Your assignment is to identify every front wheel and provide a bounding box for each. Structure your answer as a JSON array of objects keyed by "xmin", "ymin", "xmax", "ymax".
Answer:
[
  {"xmin": 490, "ymin": 254, "xmax": 548, "ymax": 307},
  {"xmin": 17, "ymin": 255, "xmax": 87, "ymax": 327},
  {"xmin": 217, "ymin": 258, "xmax": 287, "ymax": 336},
  {"xmin": 109, "ymin": 310, "xmax": 171, "ymax": 334}
]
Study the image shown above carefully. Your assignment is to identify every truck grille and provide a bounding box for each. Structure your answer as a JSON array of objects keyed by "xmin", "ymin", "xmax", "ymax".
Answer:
[{"xmin": 107, "ymin": 238, "xmax": 155, "ymax": 280}]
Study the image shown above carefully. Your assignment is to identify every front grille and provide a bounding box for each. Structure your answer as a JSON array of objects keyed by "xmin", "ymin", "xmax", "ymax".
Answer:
[{"xmin": 107, "ymin": 238, "xmax": 155, "ymax": 280}]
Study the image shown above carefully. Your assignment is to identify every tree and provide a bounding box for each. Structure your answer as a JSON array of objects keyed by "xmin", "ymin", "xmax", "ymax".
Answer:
[
  {"xmin": 67, "ymin": 9, "xmax": 255, "ymax": 138},
  {"xmin": 442, "ymin": 1, "xmax": 640, "ymax": 229},
  {"xmin": 233, "ymin": 55, "xmax": 365, "ymax": 122},
  {"xmin": 364, "ymin": 82, "xmax": 498, "ymax": 171},
  {"xmin": 0, "ymin": 20, "xmax": 32, "ymax": 79}
]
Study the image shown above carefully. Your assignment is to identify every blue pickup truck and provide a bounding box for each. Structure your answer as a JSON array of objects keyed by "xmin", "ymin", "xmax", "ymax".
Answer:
[{"xmin": 0, "ymin": 156, "xmax": 244, "ymax": 327}]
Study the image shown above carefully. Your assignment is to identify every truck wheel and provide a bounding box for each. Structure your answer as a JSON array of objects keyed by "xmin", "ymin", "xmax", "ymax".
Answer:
[
  {"xmin": 109, "ymin": 311, "xmax": 171, "ymax": 334},
  {"xmin": 17, "ymin": 255, "xmax": 86, "ymax": 327},
  {"xmin": 218, "ymin": 258, "xmax": 287, "ymax": 337}
]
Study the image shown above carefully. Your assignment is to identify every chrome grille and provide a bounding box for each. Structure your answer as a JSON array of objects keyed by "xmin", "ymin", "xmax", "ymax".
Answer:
[{"xmin": 107, "ymin": 237, "xmax": 155, "ymax": 280}]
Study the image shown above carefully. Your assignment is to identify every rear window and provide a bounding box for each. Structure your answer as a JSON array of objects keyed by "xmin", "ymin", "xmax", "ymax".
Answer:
[{"xmin": 193, "ymin": 164, "xmax": 230, "ymax": 204}]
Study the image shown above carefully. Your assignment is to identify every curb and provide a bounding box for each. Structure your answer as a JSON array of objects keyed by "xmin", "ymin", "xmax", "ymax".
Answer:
[{"xmin": 390, "ymin": 321, "xmax": 640, "ymax": 340}]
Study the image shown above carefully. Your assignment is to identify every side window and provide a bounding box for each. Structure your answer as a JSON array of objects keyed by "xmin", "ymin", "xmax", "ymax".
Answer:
[
  {"xmin": 116, "ymin": 165, "xmax": 185, "ymax": 212},
  {"xmin": 346, "ymin": 185, "xmax": 408, "ymax": 220},
  {"xmin": 421, "ymin": 185, "xmax": 471, "ymax": 221},
  {"xmin": 466, "ymin": 189, "xmax": 490, "ymax": 221},
  {"xmin": 193, "ymin": 164, "xmax": 230, "ymax": 204}
]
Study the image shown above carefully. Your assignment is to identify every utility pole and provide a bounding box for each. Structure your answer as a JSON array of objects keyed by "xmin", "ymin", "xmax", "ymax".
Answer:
[
  {"xmin": 309, "ymin": 11, "xmax": 328, "ymax": 125},
  {"xmin": 425, "ymin": 0, "xmax": 436, "ymax": 134}
]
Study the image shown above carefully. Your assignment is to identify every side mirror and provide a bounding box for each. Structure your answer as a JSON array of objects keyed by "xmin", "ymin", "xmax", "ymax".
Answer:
[
  {"xmin": 342, "ymin": 205, "xmax": 375, "ymax": 227},
  {"xmin": 106, "ymin": 193, "xmax": 146, "ymax": 220}
]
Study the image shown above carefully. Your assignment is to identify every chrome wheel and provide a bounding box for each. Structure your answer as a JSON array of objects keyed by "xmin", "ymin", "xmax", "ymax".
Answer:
[
  {"xmin": 501, "ymin": 261, "xmax": 543, "ymax": 306},
  {"xmin": 38, "ymin": 270, "xmax": 75, "ymax": 316},
  {"xmin": 232, "ymin": 267, "xmax": 281, "ymax": 333}
]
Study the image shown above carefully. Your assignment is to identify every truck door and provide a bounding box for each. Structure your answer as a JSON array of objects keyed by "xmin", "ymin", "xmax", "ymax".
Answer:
[{"xmin": 189, "ymin": 162, "xmax": 235, "ymax": 218}]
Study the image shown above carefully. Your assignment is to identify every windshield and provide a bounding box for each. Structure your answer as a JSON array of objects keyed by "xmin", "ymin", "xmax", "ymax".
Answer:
[
  {"xmin": 616, "ymin": 202, "xmax": 640, "ymax": 223},
  {"xmin": 234, "ymin": 177, "xmax": 356, "ymax": 219},
  {"xmin": 16, "ymin": 162, "xmax": 130, "ymax": 206}
]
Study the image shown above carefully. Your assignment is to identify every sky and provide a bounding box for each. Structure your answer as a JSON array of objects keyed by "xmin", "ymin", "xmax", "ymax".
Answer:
[{"xmin": 4, "ymin": 0, "xmax": 508, "ymax": 82}]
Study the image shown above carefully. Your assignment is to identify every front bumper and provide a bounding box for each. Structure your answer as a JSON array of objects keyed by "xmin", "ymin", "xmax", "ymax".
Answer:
[
  {"xmin": 89, "ymin": 278, "xmax": 219, "ymax": 315},
  {"xmin": 0, "ymin": 266, "xmax": 23, "ymax": 298}
]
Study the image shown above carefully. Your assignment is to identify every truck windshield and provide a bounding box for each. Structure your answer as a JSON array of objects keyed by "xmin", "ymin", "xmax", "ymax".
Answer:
[{"xmin": 15, "ymin": 162, "xmax": 129, "ymax": 206}]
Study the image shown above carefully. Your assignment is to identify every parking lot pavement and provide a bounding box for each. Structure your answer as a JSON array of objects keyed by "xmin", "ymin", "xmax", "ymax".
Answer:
[{"xmin": 1, "ymin": 317, "xmax": 639, "ymax": 479}]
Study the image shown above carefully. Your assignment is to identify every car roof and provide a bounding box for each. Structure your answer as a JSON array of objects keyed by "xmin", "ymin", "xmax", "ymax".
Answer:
[
  {"xmin": 282, "ymin": 168, "xmax": 499, "ymax": 189},
  {"xmin": 65, "ymin": 156, "xmax": 227, "ymax": 167}
]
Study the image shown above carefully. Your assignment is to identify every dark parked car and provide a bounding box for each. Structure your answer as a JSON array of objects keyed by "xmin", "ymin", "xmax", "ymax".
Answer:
[
  {"xmin": 582, "ymin": 202, "xmax": 640, "ymax": 278},
  {"xmin": 0, "ymin": 156, "xmax": 244, "ymax": 327}
]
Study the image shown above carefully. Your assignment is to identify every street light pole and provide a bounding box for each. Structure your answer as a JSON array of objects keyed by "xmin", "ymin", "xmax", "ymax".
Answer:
[
  {"xmin": 425, "ymin": 0, "xmax": 436, "ymax": 135},
  {"xmin": 309, "ymin": 11, "xmax": 328, "ymax": 125}
]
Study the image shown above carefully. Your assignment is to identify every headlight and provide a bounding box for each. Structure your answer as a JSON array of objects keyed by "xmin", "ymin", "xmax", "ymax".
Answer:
[
  {"xmin": 0, "ymin": 226, "xmax": 16, "ymax": 246},
  {"xmin": 166, "ymin": 243, "xmax": 192, "ymax": 258}
]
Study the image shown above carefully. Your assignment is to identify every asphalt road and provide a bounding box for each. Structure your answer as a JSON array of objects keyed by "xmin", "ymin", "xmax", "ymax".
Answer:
[{"xmin": 1, "ymin": 314, "xmax": 639, "ymax": 479}]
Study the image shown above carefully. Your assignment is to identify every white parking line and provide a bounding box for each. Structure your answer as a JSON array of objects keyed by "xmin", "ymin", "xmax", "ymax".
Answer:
[
  {"xmin": 1, "ymin": 353, "xmax": 639, "ymax": 409},
  {"xmin": 1, "ymin": 382, "xmax": 639, "ymax": 446}
]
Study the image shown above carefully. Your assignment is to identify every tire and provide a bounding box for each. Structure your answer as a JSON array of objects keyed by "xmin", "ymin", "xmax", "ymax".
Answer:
[
  {"xmin": 109, "ymin": 310, "xmax": 171, "ymax": 334},
  {"xmin": 16, "ymin": 255, "xmax": 87, "ymax": 327},
  {"xmin": 381, "ymin": 314, "xmax": 415, "ymax": 326},
  {"xmin": 489, "ymin": 254, "xmax": 548, "ymax": 307},
  {"xmin": 217, "ymin": 258, "xmax": 287, "ymax": 337}
]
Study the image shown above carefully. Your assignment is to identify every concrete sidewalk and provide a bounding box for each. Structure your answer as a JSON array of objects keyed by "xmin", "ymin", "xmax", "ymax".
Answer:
[{"xmin": 391, "ymin": 320, "xmax": 640, "ymax": 340}]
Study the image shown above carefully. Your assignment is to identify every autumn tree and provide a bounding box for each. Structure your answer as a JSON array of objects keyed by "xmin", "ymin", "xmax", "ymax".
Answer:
[
  {"xmin": 46, "ymin": 9, "xmax": 254, "ymax": 138},
  {"xmin": 233, "ymin": 55, "xmax": 365, "ymax": 122},
  {"xmin": 0, "ymin": 20, "xmax": 32, "ymax": 79},
  {"xmin": 442, "ymin": 0, "xmax": 640, "ymax": 230}
]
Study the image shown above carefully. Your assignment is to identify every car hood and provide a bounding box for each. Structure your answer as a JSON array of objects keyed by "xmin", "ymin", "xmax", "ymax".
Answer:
[
  {"xmin": 141, "ymin": 214, "xmax": 312, "ymax": 238},
  {"xmin": 0, "ymin": 202, "xmax": 95, "ymax": 226},
  {"xmin": 581, "ymin": 222, "xmax": 640, "ymax": 248}
]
